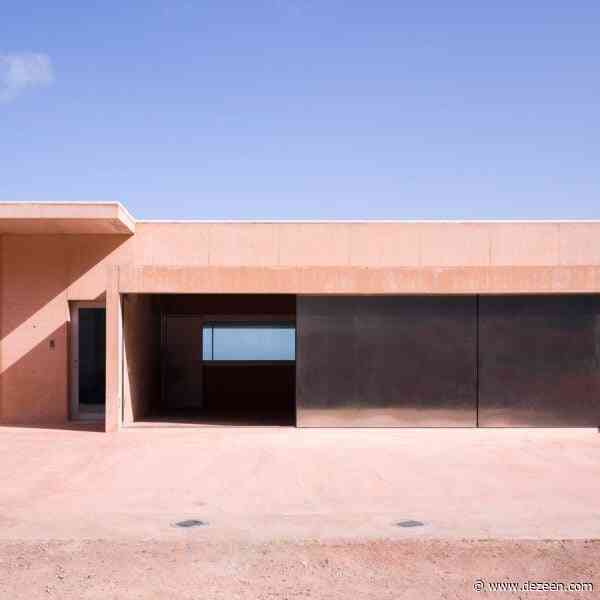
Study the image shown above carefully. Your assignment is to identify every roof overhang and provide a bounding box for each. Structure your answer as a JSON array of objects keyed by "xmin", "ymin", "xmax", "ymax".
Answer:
[{"xmin": 0, "ymin": 202, "xmax": 135, "ymax": 234}]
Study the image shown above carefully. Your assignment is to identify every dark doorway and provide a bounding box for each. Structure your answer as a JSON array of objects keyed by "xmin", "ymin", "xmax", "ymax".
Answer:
[
  {"xmin": 71, "ymin": 303, "xmax": 106, "ymax": 420},
  {"xmin": 79, "ymin": 308, "xmax": 106, "ymax": 405}
]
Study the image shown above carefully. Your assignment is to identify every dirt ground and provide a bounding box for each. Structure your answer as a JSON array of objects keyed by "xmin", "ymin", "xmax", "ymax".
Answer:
[{"xmin": 1, "ymin": 539, "xmax": 598, "ymax": 599}]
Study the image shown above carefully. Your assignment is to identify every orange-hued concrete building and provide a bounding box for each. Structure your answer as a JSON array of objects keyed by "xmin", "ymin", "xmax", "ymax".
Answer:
[{"xmin": 1, "ymin": 201, "xmax": 600, "ymax": 432}]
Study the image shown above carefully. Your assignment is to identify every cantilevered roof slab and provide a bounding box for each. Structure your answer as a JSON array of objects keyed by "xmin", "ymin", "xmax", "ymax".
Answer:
[{"xmin": 0, "ymin": 202, "xmax": 135, "ymax": 234}]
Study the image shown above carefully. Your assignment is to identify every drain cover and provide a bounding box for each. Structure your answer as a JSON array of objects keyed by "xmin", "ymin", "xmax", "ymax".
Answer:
[
  {"xmin": 396, "ymin": 520, "xmax": 424, "ymax": 528},
  {"xmin": 174, "ymin": 519, "xmax": 207, "ymax": 528}
]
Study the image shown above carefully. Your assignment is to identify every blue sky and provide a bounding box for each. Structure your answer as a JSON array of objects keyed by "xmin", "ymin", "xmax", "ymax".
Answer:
[{"xmin": 1, "ymin": 1, "xmax": 599, "ymax": 219}]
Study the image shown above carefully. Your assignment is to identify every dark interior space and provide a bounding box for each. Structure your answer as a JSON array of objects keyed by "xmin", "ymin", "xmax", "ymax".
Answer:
[
  {"xmin": 124, "ymin": 294, "xmax": 296, "ymax": 426},
  {"xmin": 78, "ymin": 308, "xmax": 106, "ymax": 406},
  {"xmin": 198, "ymin": 363, "xmax": 295, "ymax": 425}
]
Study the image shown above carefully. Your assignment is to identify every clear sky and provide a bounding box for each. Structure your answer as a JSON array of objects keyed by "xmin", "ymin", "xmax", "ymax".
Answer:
[{"xmin": 1, "ymin": 2, "xmax": 599, "ymax": 220}]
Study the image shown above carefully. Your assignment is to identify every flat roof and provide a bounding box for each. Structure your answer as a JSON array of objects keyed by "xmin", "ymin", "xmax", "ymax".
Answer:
[
  {"xmin": 0, "ymin": 202, "xmax": 135, "ymax": 234},
  {"xmin": 137, "ymin": 219, "xmax": 600, "ymax": 224},
  {"xmin": 1, "ymin": 201, "xmax": 599, "ymax": 228}
]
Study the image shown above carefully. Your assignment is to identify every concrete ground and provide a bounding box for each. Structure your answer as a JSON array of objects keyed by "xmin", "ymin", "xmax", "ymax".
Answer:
[{"xmin": 1, "ymin": 426, "xmax": 600, "ymax": 598}]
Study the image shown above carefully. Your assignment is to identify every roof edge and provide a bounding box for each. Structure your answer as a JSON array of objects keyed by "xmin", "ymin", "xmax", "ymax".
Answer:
[{"xmin": 0, "ymin": 201, "xmax": 136, "ymax": 234}]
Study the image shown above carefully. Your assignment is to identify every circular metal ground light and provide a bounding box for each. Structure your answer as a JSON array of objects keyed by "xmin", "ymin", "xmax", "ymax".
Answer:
[
  {"xmin": 396, "ymin": 520, "xmax": 424, "ymax": 528},
  {"xmin": 173, "ymin": 519, "xmax": 208, "ymax": 528}
]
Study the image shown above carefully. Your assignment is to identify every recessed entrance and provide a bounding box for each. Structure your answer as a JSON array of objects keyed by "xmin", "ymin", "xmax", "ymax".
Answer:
[
  {"xmin": 70, "ymin": 301, "xmax": 106, "ymax": 421},
  {"xmin": 122, "ymin": 294, "xmax": 296, "ymax": 426}
]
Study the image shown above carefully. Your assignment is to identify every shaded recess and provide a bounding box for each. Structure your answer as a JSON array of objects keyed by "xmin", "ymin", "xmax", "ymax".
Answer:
[{"xmin": 123, "ymin": 294, "xmax": 296, "ymax": 426}]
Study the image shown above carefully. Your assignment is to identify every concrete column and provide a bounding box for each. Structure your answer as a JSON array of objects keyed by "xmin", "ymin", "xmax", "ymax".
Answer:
[{"xmin": 105, "ymin": 265, "xmax": 122, "ymax": 432}]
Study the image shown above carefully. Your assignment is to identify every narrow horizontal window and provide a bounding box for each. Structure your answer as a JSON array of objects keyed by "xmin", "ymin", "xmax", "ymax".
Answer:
[{"xmin": 202, "ymin": 323, "xmax": 295, "ymax": 361}]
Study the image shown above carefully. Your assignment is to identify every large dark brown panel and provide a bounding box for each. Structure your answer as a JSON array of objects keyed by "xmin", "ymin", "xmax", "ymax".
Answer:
[
  {"xmin": 479, "ymin": 295, "xmax": 600, "ymax": 427},
  {"xmin": 296, "ymin": 296, "xmax": 477, "ymax": 427}
]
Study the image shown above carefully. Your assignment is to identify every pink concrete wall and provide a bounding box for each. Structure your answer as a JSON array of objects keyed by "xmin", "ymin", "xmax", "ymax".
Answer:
[
  {"xmin": 2, "ymin": 220, "xmax": 600, "ymax": 429},
  {"xmin": 122, "ymin": 294, "xmax": 161, "ymax": 424},
  {"xmin": 0, "ymin": 234, "xmax": 132, "ymax": 425},
  {"xmin": 131, "ymin": 221, "xmax": 600, "ymax": 269},
  {"xmin": 121, "ymin": 222, "xmax": 600, "ymax": 295}
]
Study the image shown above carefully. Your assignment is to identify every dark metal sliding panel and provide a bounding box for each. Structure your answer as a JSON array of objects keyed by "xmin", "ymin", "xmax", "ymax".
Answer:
[
  {"xmin": 479, "ymin": 295, "xmax": 600, "ymax": 427},
  {"xmin": 296, "ymin": 296, "xmax": 477, "ymax": 427}
]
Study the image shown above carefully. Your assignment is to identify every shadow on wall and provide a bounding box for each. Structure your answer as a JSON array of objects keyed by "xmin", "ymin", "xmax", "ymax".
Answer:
[
  {"xmin": 1, "ymin": 235, "xmax": 127, "ymax": 338},
  {"xmin": 0, "ymin": 234, "xmax": 130, "ymax": 427},
  {"xmin": 1, "ymin": 324, "xmax": 69, "ymax": 424},
  {"xmin": 122, "ymin": 294, "xmax": 161, "ymax": 424}
]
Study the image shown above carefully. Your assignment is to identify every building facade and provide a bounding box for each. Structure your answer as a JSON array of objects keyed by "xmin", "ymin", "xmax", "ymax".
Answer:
[{"xmin": 1, "ymin": 202, "xmax": 600, "ymax": 432}]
